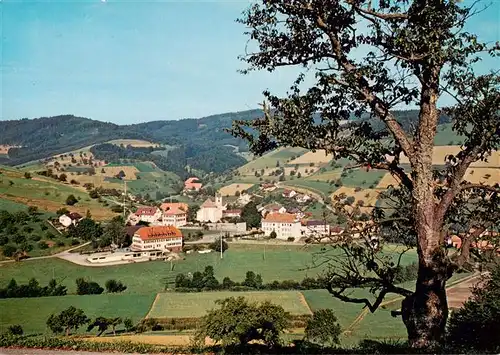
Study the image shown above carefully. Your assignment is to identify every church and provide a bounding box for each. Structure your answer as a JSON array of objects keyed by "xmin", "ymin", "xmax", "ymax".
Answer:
[{"xmin": 196, "ymin": 192, "xmax": 227, "ymax": 223}]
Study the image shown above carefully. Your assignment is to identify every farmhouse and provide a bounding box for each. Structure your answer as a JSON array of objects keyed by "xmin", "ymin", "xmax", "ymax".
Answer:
[
  {"xmin": 259, "ymin": 203, "xmax": 287, "ymax": 217},
  {"xmin": 222, "ymin": 209, "xmax": 242, "ymax": 218},
  {"xmin": 131, "ymin": 226, "xmax": 183, "ymax": 252},
  {"xmin": 282, "ymin": 189, "xmax": 297, "ymax": 198},
  {"xmin": 184, "ymin": 177, "xmax": 202, "ymax": 191},
  {"xmin": 295, "ymin": 194, "xmax": 312, "ymax": 203},
  {"xmin": 301, "ymin": 220, "xmax": 330, "ymax": 237},
  {"xmin": 197, "ymin": 193, "xmax": 226, "ymax": 222},
  {"xmin": 59, "ymin": 212, "xmax": 83, "ymax": 228},
  {"xmin": 161, "ymin": 203, "xmax": 188, "ymax": 227},
  {"xmin": 135, "ymin": 207, "xmax": 162, "ymax": 224},
  {"xmin": 261, "ymin": 213, "xmax": 302, "ymax": 240}
]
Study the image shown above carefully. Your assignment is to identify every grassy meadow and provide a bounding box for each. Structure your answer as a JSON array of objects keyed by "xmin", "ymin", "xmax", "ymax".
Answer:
[
  {"xmin": 148, "ymin": 291, "xmax": 312, "ymax": 318},
  {"xmin": 0, "ymin": 293, "xmax": 156, "ymax": 334}
]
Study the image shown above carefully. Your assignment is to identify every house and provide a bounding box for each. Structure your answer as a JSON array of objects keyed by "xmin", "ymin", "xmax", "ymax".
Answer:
[
  {"xmin": 237, "ymin": 193, "xmax": 253, "ymax": 205},
  {"xmin": 197, "ymin": 193, "xmax": 226, "ymax": 222},
  {"xmin": 287, "ymin": 207, "xmax": 305, "ymax": 219},
  {"xmin": 184, "ymin": 177, "xmax": 203, "ymax": 191},
  {"xmin": 296, "ymin": 194, "xmax": 312, "ymax": 203},
  {"xmin": 259, "ymin": 203, "xmax": 287, "ymax": 217},
  {"xmin": 282, "ymin": 189, "xmax": 297, "ymax": 198},
  {"xmin": 131, "ymin": 226, "xmax": 183, "ymax": 252},
  {"xmin": 135, "ymin": 207, "xmax": 162, "ymax": 224},
  {"xmin": 301, "ymin": 220, "xmax": 331, "ymax": 237},
  {"xmin": 222, "ymin": 209, "xmax": 242, "ymax": 218},
  {"xmin": 161, "ymin": 203, "xmax": 188, "ymax": 227},
  {"xmin": 260, "ymin": 183, "xmax": 277, "ymax": 192},
  {"xmin": 59, "ymin": 212, "xmax": 83, "ymax": 228},
  {"xmin": 261, "ymin": 213, "xmax": 302, "ymax": 240}
]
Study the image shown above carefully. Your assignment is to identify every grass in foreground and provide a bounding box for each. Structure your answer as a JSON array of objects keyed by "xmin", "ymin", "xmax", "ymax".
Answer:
[{"xmin": 0, "ymin": 293, "xmax": 156, "ymax": 334}]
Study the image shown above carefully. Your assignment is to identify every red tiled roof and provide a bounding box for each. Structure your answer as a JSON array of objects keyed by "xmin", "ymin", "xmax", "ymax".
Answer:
[
  {"xmin": 263, "ymin": 213, "xmax": 297, "ymax": 223},
  {"xmin": 223, "ymin": 209, "xmax": 242, "ymax": 214},
  {"xmin": 135, "ymin": 207, "xmax": 159, "ymax": 216},
  {"xmin": 135, "ymin": 226, "xmax": 183, "ymax": 241},
  {"xmin": 185, "ymin": 177, "xmax": 200, "ymax": 184},
  {"xmin": 201, "ymin": 198, "xmax": 217, "ymax": 208},
  {"xmin": 163, "ymin": 206, "xmax": 187, "ymax": 216},
  {"xmin": 161, "ymin": 202, "xmax": 188, "ymax": 213}
]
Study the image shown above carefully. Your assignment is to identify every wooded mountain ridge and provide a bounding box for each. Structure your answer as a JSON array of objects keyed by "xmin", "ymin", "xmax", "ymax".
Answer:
[{"xmin": 0, "ymin": 109, "xmax": 446, "ymax": 175}]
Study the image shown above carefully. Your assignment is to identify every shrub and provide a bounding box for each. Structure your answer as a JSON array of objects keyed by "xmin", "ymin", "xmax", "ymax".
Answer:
[
  {"xmin": 0, "ymin": 235, "xmax": 9, "ymax": 246},
  {"xmin": 7, "ymin": 324, "xmax": 23, "ymax": 336},
  {"xmin": 30, "ymin": 235, "xmax": 42, "ymax": 242},
  {"xmin": 71, "ymin": 239, "xmax": 80, "ymax": 246},
  {"xmin": 0, "ymin": 244, "xmax": 15, "ymax": 257},
  {"xmin": 447, "ymin": 266, "xmax": 500, "ymax": 352},
  {"xmin": 305, "ymin": 309, "xmax": 341, "ymax": 346},
  {"xmin": 12, "ymin": 234, "xmax": 26, "ymax": 244},
  {"xmin": 269, "ymin": 231, "xmax": 277, "ymax": 239},
  {"xmin": 66, "ymin": 195, "xmax": 78, "ymax": 206},
  {"xmin": 194, "ymin": 297, "xmax": 290, "ymax": 347},
  {"xmin": 38, "ymin": 241, "xmax": 49, "ymax": 249},
  {"xmin": 56, "ymin": 241, "xmax": 65, "ymax": 247},
  {"xmin": 105, "ymin": 279, "xmax": 127, "ymax": 293},
  {"xmin": 287, "ymin": 237, "xmax": 295, "ymax": 242},
  {"xmin": 76, "ymin": 278, "xmax": 104, "ymax": 295}
]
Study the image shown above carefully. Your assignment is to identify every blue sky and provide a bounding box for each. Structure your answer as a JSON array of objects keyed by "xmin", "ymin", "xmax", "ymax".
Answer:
[{"xmin": 1, "ymin": 0, "xmax": 498, "ymax": 124}]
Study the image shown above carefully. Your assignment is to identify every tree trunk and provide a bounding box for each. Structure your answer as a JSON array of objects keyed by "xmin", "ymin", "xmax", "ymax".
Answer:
[
  {"xmin": 65, "ymin": 327, "xmax": 70, "ymax": 337},
  {"xmin": 401, "ymin": 259, "xmax": 449, "ymax": 348}
]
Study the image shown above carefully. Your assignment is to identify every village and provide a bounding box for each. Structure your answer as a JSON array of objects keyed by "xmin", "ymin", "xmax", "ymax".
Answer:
[{"xmin": 54, "ymin": 176, "xmax": 347, "ymax": 265}]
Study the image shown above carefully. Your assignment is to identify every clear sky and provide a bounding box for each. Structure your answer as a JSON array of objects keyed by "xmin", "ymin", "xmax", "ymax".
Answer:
[{"xmin": 1, "ymin": 0, "xmax": 498, "ymax": 124}]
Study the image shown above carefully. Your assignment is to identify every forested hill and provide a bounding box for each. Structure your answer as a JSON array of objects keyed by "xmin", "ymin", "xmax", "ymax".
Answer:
[
  {"xmin": 0, "ymin": 110, "xmax": 264, "ymax": 174},
  {"xmin": 0, "ymin": 108, "xmax": 446, "ymax": 174}
]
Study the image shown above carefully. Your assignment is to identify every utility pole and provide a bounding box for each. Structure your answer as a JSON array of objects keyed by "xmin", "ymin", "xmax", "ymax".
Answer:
[{"xmin": 123, "ymin": 180, "xmax": 127, "ymax": 221}]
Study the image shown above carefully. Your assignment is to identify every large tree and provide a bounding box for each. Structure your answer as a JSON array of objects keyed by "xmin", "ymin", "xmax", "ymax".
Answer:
[{"xmin": 232, "ymin": 0, "xmax": 499, "ymax": 349}]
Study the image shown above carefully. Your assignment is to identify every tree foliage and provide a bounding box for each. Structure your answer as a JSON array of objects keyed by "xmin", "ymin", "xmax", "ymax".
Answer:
[
  {"xmin": 447, "ymin": 266, "xmax": 500, "ymax": 352},
  {"xmin": 194, "ymin": 296, "xmax": 290, "ymax": 347},
  {"xmin": 305, "ymin": 309, "xmax": 341, "ymax": 347},
  {"xmin": 232, "ymin": 0, "xmax": 499, "ymax": 349},
  {"xmin": 241, "ymin": 201, "xmax": 262, "ymax": 228},
  {"xmin": 76, "ymin": 278, "xmax": 104, "ymax": 295},
  {"xmin": 46, "ymin": 306, "xmax": 89, "ymax": 336},
  {"xmin": 104, "ymin": 279, "xmax": 127, "ymax": 293}
]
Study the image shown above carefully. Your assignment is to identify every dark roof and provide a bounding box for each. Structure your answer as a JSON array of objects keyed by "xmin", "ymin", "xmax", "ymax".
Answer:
[
  {"xmin": 305, "ymin": 220, "xmax": 327, "ymax": 226},
  {"xmin": 126, "ymin": 225, "xmax": 142, "ymax": 237},
  {"xmin": 67, "ymin": 212, "xmax": 83, "ymax": 220}
]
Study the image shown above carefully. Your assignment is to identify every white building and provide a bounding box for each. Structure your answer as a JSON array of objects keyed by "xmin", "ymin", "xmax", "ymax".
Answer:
[
  {"xmin": 261, "ymin": 213, "xmax": 302, "ymax": 240},
  {"xmin": 296, "ymin": 194, "xmax": 312, "ymax": 203},
  {"xmin": 162, "ymin": 206, "xmax": 187, "ymax": 227},
  {"xmin": 282, "ymin": 189, "xmax": 297, "ymax": 198},
  {"xmin": 197, "ymin": 193, "xmax": 226, "ymax": 222},
  {"xmin": 59, "ymin": 212, "xmax": 83, "ymax": 228},
  {"xmin": 135, "ymin": 207, "xmax": 162, "ymax": 224},
  {"xmin": 131, "ymin": 226, "xmax": 183, "ymax": 252},
  {"xmin": 259, "ymin": 203, "xmax": 287, "ymax": 217},
  {"xmin": 301, "ymin": 220, "xmax": 331, "ymax": 237}
]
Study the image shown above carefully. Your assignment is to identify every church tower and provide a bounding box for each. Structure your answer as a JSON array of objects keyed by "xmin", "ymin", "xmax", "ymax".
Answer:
[{"xmin": 215, "ymin": 192, "xmax": 223, "ymax": 207}]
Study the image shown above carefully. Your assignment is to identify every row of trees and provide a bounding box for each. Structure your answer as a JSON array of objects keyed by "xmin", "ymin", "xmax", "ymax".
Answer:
[
  {"xmin": 174, "ymin": 267, "xmax": 325, "ymax": 291},
  {"xmin": 0, "ymin": 278, "xmax": 66, "ymax": 299},
  {"xmin": 0, "ymin": 277, "xmax": 126, "ymax": 298}
]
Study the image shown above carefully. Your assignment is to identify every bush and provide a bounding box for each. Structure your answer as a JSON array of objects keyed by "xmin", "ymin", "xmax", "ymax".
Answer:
[
  {"xmin": 305, "ymin": 309, "xmax": 341, "ymax": 346},
  {"xmin": 71, "ymin": 239, "xmax": 80, "ymax": 246},
  {"xmin": 7, "ymin": 324, "xmax": 23, "ymax": 336},
  {"xmin": 270, "ymin": 231, "xmax": 277, "ymax": 239},
  {"xmin": 30, "ymin": 235, "xmax": 42, "ymax": 242},
  {"xmin": 38, "ymin": 241, "xmax": 49, "ymax": 249},
  {"xmin": 57, "ymin": 241, "xmax": 65, "ymax": 247},
  {"xmin": 105, "ymin": 279, "xmax": 127, "ymax": 293},
  {"xmin": 66, "ymin": 195, "xmax": 78, "ymax": 206},
  {"xmin": 76, "ymin": 278, "xmax": 104, "ymax": 295},
  {"xmin": 447, "ymin": 266, "xmax": 500, "ymax": 352},
  {"xmin": 194, "ymin": 297, "xmax": 290, "ymax": 347},
  {"xmin": 287, "ymin": 237, "xmax": 295, "ymax": 242},
  {"xmin": 0, "ymin": 235, "xmax": 9, "ymax": 246}
]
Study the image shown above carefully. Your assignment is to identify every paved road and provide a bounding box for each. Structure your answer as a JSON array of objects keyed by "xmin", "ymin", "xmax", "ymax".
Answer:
[{"xmin": 0, "ymin": 242, "xmax": 91, "ymax": 265}]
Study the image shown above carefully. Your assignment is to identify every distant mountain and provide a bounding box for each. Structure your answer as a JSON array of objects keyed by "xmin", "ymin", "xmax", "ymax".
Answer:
[{"xmin": 0, "ymin": 110, "xmax": 264, "ymax": 175}]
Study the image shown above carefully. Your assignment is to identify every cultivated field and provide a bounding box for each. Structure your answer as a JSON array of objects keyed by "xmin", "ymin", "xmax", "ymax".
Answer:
[
  {"xmin": 108, "ymin": 139, "xmax": 160, "ymax": 148},
  {"xmin": 0, "ymin": 293, "xmax": 156, "ymax": 334},
  {"xmin": 238, "ymin": 147, "xmax": 308, "ymax": 174},
  {"xmin": 398, "ymin": 146, "xmax": 500, "ymax": 167},
  {"xmin": 331, "ymin": 187, "xmax": 382, "ymax": 213},
  {"xmin": 147, "ymin": 291, "xmax": 312, "ymax": 318},
  {"xmin": 0, "ymin": 168, "xmax": 118, "ymax": 220},
  {"xmin": 376, "ymin": 173, "xmax": 401, "ymax": 188},
  {"xmin": 288, "ymin": 150, "xmax": 334, "ymax": 165},
  {"xmin": 219, "ymin": 183, "xmax": 254, "ymax": 196},
  {"xmin": 304, "ymin": 169, "xmax": 342, "ymax": 182}
]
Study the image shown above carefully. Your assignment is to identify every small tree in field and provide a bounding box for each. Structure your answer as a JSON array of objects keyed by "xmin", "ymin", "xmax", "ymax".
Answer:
[
  {"xmin": 47, "ymin": 306, "xmax": 89, "ymax": 336},
  {"xmin": 194, "ymin": 297, "xmax": 290, "ymax": 347},
  {"xmin": 65, "ymin": 194, "xmax": 78, "ymax": 206},
  {"xmin": 305, "ymin": 309, "xmax": 341, "ymax": 347},
  {"xmin": 232, "ymin": 0, "xmax": 499, "ymax": 349}
]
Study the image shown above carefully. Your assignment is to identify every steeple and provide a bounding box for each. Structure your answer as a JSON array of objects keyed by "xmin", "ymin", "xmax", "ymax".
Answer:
[{"xmin": 215, "ymin": 192, "xmax": 223, "ymax": 207}]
